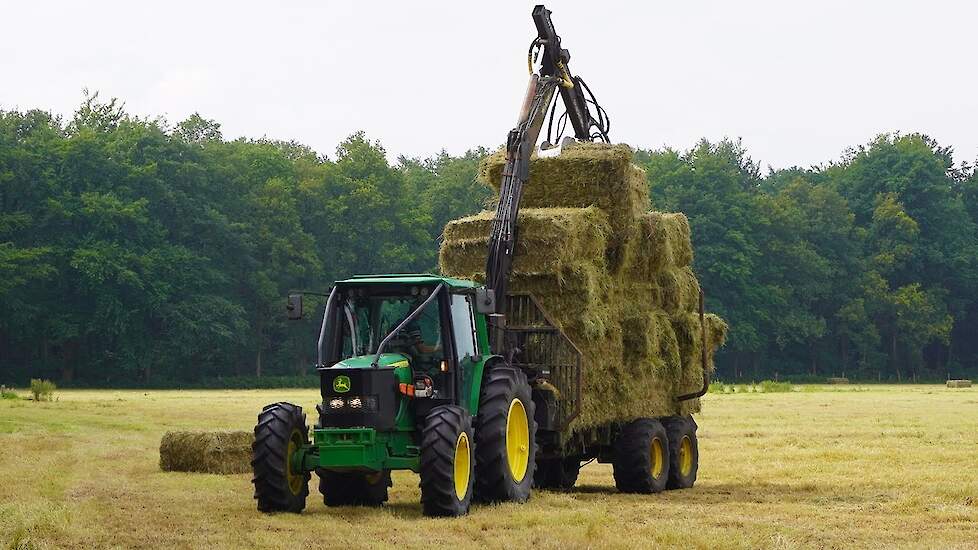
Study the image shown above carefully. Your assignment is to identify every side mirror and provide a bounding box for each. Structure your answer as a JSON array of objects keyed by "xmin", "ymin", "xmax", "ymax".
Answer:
[{"xmin": 286, "ymin": 294, "xmax": 303, "ymax": 320}]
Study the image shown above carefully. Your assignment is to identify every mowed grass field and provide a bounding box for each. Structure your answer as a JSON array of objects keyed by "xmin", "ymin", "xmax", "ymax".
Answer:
[{"xmin": 1, "ymin": 385, "xmax": 976, "ymax": 549}]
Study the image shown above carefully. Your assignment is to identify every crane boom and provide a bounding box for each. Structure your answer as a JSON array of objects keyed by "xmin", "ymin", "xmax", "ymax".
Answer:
[{"xmin": 481, "ymin": 5, "xmax": 610, "ymax": 334}]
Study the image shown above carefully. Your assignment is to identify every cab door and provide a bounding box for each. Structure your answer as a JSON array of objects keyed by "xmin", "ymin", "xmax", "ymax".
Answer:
[{"xmin": 448, "ymin": 292, "xmax": 482, "ymax": 414}]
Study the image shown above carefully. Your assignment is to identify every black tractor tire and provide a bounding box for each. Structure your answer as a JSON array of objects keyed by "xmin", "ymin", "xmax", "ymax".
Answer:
[
  {"xmin": 533, "ymin": 457, "xmax": 581, "ymax": 490},
  {"xmin": 473, "ymin": 365, "xmax": 537, "ymax": 503},
  {"xmin": 612, "ymin": 418, "xmax": 670, "ymax": 494},
  {"xmin": 662, "ymin": 416, "xmax": 699, "ymax": 490},
  {"xmin": 252, "ymin": 402, "xmax": 310, "ymax": 513},
  {"xmin": 420, "ymin": 405, "xmax": 474, "ymax": 517},
  {"xmin": 318, "ymin": 469, "xmax": 391, "ymax": 506}
]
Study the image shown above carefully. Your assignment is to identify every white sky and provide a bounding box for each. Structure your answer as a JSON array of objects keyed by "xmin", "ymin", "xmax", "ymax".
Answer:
[{"xmin": 2, "ymin": 0, "xmax": 976, "ymax": 170}]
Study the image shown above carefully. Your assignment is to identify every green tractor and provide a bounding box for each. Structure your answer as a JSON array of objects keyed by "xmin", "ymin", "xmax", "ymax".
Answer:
[
  {"xmin": 251, "ymin": 5, "xmax": 704, "ymax": 516},
  {"xmin": 253, "ymin": 275, "xmax": 537, "ymax": 516}
]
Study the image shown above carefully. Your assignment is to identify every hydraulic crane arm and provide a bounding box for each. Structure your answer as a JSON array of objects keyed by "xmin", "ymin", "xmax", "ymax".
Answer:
[{"xmin": 481, "ymin": 5, "xmax": 611, "ymax": 333}]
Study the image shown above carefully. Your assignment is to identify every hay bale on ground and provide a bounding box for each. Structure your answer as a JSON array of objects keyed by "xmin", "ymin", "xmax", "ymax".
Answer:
[
  {"xmin": 946, "ymin": 379, "xmax": 972, "ymax": 388},
  {"xmin": 827, "ymin": 377, "xmax": 850, "ymax": 385},
  {"xmin": 159, "ymin": 431, "xmax": 253, "ymax": 474}
]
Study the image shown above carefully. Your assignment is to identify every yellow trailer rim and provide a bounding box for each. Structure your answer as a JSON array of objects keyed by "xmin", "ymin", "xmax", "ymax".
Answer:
[
  {"xmin": 650, "ymin": 436, "xmax": 664, "ymax": 479},
  {"xmin": 679, "ymin": 435, "xmax": 693, "ymax": 476}
]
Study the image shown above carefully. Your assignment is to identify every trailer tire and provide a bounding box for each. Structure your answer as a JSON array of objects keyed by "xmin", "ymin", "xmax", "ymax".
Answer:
[
  {"xmin": 662, "ymin": 416, "xmax": 698, "ymax": 490},
  {"xmin": 533, "ymin": 457, "xmax": 581, "ymax": 490},
  {"xmin": 612, "ymin": 418, "xmax": 670, "ymax": 494},
  {"xmin": 420, "ymin": 405, "xmax": 474, "ymax": 517},
  {"xmin": 318, "ymin": 469, "xmax": 391, "ymax": 506},
  {"xmin": 252, "ymin": 402, "xmax": 310, "ymax": 513},
  {"xmin": 473, "ymin": 365, "xmax": 537, "ymax": 503}
]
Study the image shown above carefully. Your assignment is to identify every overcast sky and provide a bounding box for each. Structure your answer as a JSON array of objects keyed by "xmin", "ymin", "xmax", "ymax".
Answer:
[{"xmin": 2, "ymin": 0, "xmax": 975, "ymax": 170}]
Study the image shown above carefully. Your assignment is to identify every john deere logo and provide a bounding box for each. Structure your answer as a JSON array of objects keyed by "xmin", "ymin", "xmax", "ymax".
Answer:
[{"xmin": 333, "ymin": 375, "xmax": 351, "ymax": 393}]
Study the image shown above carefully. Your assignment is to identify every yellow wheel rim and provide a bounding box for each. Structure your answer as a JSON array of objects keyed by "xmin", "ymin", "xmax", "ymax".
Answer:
[
  {"xmin": 285, "ymin": 430, "xmax": 304, "ymax": 495},
  {"xmin": 650, "ymin": 437, "xmax": 664, "ymax": 479},
  {"xmin": 679, "ymin": 435, "xmax": 693, "ymax": 476},
  {"xmin": 505, "ymin": 398, "xmax": 530, "ymax": 483},
  {"xmin": 453, "ymin": 431, "xmax": 471, "ymax": 500}
]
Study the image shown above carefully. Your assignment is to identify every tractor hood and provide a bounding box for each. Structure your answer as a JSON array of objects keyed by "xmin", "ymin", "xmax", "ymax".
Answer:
[{"xmin": 331, "ymin": 353, "xmax": 410, "ymax": 370}]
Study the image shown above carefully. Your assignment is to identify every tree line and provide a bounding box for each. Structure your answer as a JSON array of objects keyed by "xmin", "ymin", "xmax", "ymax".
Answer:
[{"xmin": 1, "ymin": 95, "xmax": 976, "ymax": 385}]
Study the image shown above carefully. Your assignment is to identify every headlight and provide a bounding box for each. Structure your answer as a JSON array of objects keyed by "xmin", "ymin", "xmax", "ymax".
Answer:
[{"xmin": 325, "ymin": 395, "xmax": 378, "ymax": 412}]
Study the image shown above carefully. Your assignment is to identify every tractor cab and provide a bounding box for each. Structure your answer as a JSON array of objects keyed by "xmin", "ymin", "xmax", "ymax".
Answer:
[{"xmin": 316, "ymin": 274, "xmax": 491, "ymax": 425}]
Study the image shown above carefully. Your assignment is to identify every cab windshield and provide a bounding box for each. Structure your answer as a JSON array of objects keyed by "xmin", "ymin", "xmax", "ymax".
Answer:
[{"xmin": 339, "ymin": 293, "xmax": 442, "ymax": 363}]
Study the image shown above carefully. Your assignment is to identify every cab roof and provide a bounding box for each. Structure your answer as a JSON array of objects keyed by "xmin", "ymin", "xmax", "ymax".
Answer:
[{"xmin": 335, "ymin": 273, "xmax": 480, "ymax": 289}]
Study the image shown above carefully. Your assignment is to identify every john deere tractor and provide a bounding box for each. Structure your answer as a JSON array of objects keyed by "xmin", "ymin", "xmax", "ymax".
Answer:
[{"xmin": 251, "ymin": 5, "xmax": 703, "ymax": 517}]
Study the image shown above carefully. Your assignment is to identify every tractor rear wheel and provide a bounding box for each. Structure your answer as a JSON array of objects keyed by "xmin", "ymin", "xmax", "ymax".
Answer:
[
  {"xmin": 420, "ymin": 405, "xmax": 474, "ymax": 517},
  {"xmin": 318, "ymin": 469, "xmax": 391, "ymax": 506},
  {"xmin": 252, "ymin": 402, "xmax": 310, "ymax": 513},
  {"xmin": 533, "ymin": 457, "xmax": 581, "ymax": 490},
  {"xmin": 662, "ymin": 416, "xmax": 699, "ymax": 490},
  {"xmin": 612, "ymin": 418, "xmax": 670, "ymax": 494},
  {"xmin": 473, "ymin": 365, "xmax": 537, "ymax": 503}
]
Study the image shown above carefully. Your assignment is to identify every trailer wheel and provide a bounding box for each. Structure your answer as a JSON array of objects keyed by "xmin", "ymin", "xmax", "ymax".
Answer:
[
  {"xmin": 318, "ymin": 469, "xmax": 391, "ymax": 506},
  {"xmin": 533, "ymin": 457, "xmax": 581, "ymax": 490},
  {"xmin": 612, "ymin": 418, "xmax": 670, "ymax": 494},
  {"xmin": 473, "ymin": 365, "xmax": 537, "ymax": 503},
  {"xmin": 420, "ymin": 405, "xmax": 474, "ymax": 517},
  {"xmin": 252, "ymin": 402, "xmax": 310, "ymax": 513},
  {"xmin": 662, "ymin": 416, "xmax": 698, "ymax": 490}
]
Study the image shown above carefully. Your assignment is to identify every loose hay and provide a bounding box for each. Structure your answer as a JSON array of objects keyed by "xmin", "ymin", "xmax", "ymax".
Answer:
[
  {"xmin": 442, "ymin": 142, "xmax": 727, "ymax": 430},
  {"xmin": 159, "ymin": 431, "xmax": 253, "ymax": 474}
]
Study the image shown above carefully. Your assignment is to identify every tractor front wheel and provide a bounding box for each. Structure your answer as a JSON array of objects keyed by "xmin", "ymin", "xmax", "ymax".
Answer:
[
  {"xmin": 612, "ymin": 418, "xmax": 670, "ymax": 494},
  {"xmin": 318, "ymin": 469, "xmax": 391, "ymax": 506},
  {"xmin": 474, "ymin": 365, "xmax": 537, "ymax": 503},
  {"xmin": 419, "ymin": 405, "xmax": 474, "ymax": 517},
  {"xmin": 252, "ymin": 402, "xmax": 310, "ymax": 513}
]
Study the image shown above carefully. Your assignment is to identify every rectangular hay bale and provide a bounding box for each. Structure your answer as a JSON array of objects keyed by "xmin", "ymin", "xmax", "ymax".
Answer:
[
  {"xmin": 626, "ymin": 212, "xmax": 694, "ymax": 279},
  {"xmin": 657, "ymin": 266, "xmax": 701, "ymax": 314},
  {"xmin": 477, "ymin": 143, "xmax": 649, "ymax": 246},
  {"xmin": 946, "ymin": 379, "xmax": 972, "ymax": 388},
  {"xmin": 159, "ymin": 430, "xmax": 253, "ymax": 474},
  {"xmin": 439, "ymin": 207, "xmax": 610, "ymax": 278}
]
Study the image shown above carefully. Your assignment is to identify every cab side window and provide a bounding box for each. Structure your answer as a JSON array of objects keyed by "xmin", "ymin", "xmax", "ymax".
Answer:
[{"xmin": 450, "ymin": 294, "xmax": 477, "ymax": 361}]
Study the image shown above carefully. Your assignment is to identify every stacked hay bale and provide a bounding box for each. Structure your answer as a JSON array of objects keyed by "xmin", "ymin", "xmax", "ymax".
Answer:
[{"xmin": 439, "ymin": 143, "xmax": 727, "ymax": 430}]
